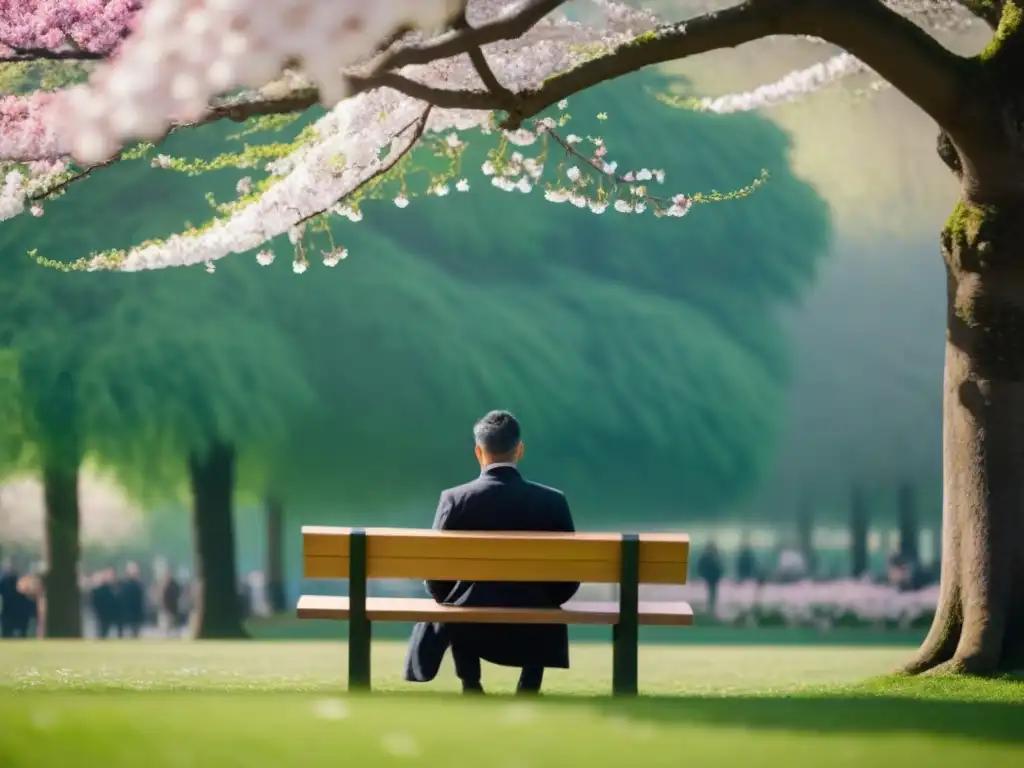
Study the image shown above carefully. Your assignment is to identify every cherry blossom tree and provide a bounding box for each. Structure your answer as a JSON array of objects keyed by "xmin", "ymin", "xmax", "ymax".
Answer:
[{"xmin": 2, "ymin": 0, "xmax": 1022, "ymax": 674}]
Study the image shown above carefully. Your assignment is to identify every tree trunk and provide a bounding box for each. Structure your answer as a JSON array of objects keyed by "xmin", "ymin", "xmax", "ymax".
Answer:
[
  {"xmin": 904, "ymin": 196, "xmax": 1024, "ymax": 676},
  {"xmin": 265, "ymin": 495, "xmax": 287, "ymax": 614},
  {"xmin": 35, "ymin": 370, "xmax": 82, "ymax": 639},
  {"xmin": 850, "ymin": 486, "xmax": 869, "ymax": 579},
  {"xmin": 796, "ymin": 496, "xmax": 816, "ymax": 578},
  {"xmin": 41, "ymin": 460, "xmax": 81, "ymax": 638},
  {"xmin": 897, "ymin": 482, "xmax": 919, "ymax": 565},
  {"xmin": 187, "ymin": 441, "xmax": 248, "ymax": 639}
]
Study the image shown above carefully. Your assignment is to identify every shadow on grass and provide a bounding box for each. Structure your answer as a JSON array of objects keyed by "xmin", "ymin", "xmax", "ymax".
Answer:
[
  {"xmin": 578, "ymin": 692, "xmax": 1024, "ymax": 744},
  {"xmin": 339, "ymin": 685, "xmax": 1024, "ymax": 744},
  {"xmin": 10, "ymin": 685, "xmax": 1022, "ymax": 744}
]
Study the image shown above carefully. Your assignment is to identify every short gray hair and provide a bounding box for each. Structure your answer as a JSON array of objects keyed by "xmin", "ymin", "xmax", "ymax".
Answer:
[{"xmin": 473, "ymin": 410, "xmax": 521, "ymax": 456}]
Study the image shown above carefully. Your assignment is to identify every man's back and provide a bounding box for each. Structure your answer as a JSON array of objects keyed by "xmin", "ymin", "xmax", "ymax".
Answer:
[
  {"xmin": 404, "ymin": 409, "xmax": 578, "ymax": 690},
  {"xmin": 427, "ymin": 464, "xmax": 579, "ymax": 610}
]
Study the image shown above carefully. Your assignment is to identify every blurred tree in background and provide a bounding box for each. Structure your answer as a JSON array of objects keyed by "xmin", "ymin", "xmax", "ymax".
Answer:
[
  {"xmin": 266, "ymin": 71, "xmax": 830, "ymax": 520},
  {"xmin": 0, "ymin": 122, "xmax": 314, "ymax": 638},
  {"xmin": 0, "ymin": 69, "xmax": 831, "ymax": 618}
]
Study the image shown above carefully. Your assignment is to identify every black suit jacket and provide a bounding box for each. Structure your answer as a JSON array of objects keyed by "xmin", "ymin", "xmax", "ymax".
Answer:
[{"xmin": 404, "ymin": 465, "xmax": 579, "ymax": 679}]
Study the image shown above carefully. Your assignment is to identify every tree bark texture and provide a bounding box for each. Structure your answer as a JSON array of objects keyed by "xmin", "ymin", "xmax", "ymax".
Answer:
[
  {"xmin": 904, "ymin": 193, "xmax": 1024, "ymax": 676},
  {"xmin": 187, "ymin": 441, "xmax": 248, "ymax": 639},
  {"xmin": 265, "ymin": 496, "xmax": 287, "ymax": 614}
]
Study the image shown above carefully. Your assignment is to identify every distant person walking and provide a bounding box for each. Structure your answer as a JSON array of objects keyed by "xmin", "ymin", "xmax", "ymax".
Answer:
[
  {"xmin": 118, "ymin": 562, "xmax": 146, "ymax": 638},
  {"xmin": 776, "ymin": 547, "xmax": 808, "ymax": 583},
  {"xmin": 736, "ymin": 538, "xmax": 759, "ymax": 583},
  {"xmin": 15, "ymin": 572, "xmax": 42, "ymax": 637},
  {"xmin": 90, "ymin": 568, "xmax": 122, "ymax": 638},
  {"xmin": 697, "ymin": 542, "xmax": 725, "ymax": 618},
  {"xmin": 158, "ymin": 571, "xmax": 183, "ymax": 636},
  {"xmin": 0, "ymin": 557, "xmax": 32, "ymax": 638}
]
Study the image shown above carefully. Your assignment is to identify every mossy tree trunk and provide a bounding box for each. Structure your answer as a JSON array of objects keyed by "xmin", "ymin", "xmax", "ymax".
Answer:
[
  {"xmin": 904, "ymin": 3, "xmax": 1024, "ymax": 676},
  {"xmin": 265, "ymin": 495, "xmax": 287, "ymax": 614},
  {"xmin": 187, "ymin": 440, "xmax": 248, "ymax": 639},
  {"xmin": 904, "ymin": 199, "xmax": 1024, "ymax": 676}
]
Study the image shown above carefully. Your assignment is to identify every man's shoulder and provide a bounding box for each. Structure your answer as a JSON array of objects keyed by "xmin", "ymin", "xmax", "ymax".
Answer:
[
  {"xmin": 522, "ymin": 478, "xmax": 566, "ymax": 502},
  {"xmin": 439, "ymin": 477, "xmax": 487, "ymax": 502},
  {"xmin": 440, "ymin": 475, "xmax": 565, "ymax": 501}
]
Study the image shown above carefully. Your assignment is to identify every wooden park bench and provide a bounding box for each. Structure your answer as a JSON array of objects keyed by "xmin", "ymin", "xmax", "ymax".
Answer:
[{"xmin": 296, "ymin": 526, "xmax": 692, "ymax": 695}]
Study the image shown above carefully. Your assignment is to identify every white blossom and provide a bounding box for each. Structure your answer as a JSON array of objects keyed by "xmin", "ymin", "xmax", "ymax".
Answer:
[{"xmin": 0, "ymin": 0, "xmax": 874, "ymax": 264}]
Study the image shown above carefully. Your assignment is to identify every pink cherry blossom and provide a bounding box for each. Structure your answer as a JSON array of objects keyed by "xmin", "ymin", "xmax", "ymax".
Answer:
[
  {"xmin": 0, "ymin": 0, "xmax": 984, "ymax": 270},
  {"xmin": 0, "ymin": 91, "xmax": 64, "ymax": 161},
  {"xmin": 0, "ymin": 0, "xmax": 139, "ymax": 58}
]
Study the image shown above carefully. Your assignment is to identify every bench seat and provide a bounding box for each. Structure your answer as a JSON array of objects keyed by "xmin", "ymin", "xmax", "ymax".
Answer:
[
  {"xmin": 299, "ymin": 527, "xmax": 692, "ymax": 694},
  {"xmin": 297, "ymin": 595, "xmax": 694, "ymax": 627}
]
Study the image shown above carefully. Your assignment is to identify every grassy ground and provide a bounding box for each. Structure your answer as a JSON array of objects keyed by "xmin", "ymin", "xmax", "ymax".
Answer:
[
  {"xmin": 248, "ymin": 616, "xmax": 929, "ymax": 645},
  {"xmin": 0, "ymin": 641, "xmax": 1021, "ymax": 767}
]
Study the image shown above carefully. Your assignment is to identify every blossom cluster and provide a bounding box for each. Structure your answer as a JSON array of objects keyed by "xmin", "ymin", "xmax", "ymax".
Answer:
[
  {"xmin": 573, "ymin": 578, "xmax": 940, "ymax": 629},
  {"xmin": 709, "ymin": 579, "xmax": 939, "ymax": 628},
  {"xmin": 0, "ymin": 0, "xmax": 975, "ymax": 272},
  {"xmin": 0, "ymin": 0, "xmax": 139, "ymax": 58}
]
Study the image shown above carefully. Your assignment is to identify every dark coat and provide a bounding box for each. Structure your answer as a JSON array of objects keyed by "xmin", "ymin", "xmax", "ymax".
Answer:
[
  {"xmin": 118, "ymin": 578, "xmax": 145, "ymax": 624},
  {"xmin": 0, "ymin": 570, "xmax": 32, "ymax": 633},
  {"xmin": 90, "ymin": 584, "xmax": 120, "ymax": 624},
  {"xmin": 404, "ymin": 465, "xmax": 579, "ymax": 679}
]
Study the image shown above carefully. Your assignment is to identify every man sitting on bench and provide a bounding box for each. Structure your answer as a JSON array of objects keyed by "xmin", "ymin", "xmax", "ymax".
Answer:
[{"xmin": 404, "ymin": 410, "xmax": 579, "ymax": 694}]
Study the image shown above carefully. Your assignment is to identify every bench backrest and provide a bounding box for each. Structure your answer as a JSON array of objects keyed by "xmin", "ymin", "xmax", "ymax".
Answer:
[{"xmin": 302, "ymin": 527, "xmax": 689, "ymax": 585}]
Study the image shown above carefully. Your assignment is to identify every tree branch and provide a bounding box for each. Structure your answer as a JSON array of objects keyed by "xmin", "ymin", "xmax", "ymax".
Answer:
[
  {"xmin": 449, "ymin": 7, "xmax": 523, "ymax": 116},
  {"xmin": 480, "ymin": 0, "xmax": 978, "ymax": 137},
  {"xmin": 0, "ymin": 46, "xmax": 107, "ymax": 62},
  {"xmin": 208, "ymin": 88, "xmax": 321, "ymax": 124},
  {"xmin": 369, "ymin": 0, "xmax": 569, "ymax": 74},
  {"xmin": 293, "ymin": 106, "xmax": 433, "ymax": 228}
]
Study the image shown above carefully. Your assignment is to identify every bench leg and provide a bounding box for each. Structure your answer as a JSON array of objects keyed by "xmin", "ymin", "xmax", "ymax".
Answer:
[
  {"xmin": 612, "ymin": 621, "xmax": 638, "ymax": 696},
  {"xmin": 612, "ymin": 533, "xmax": 640, "ymax": 696},
  {"xmin": 348, "ymin": 528, "xmax": 371, "ymax": 691},
  {"xmin": 348, "ymin": 618, "xmax": 372, "ymax": 691}
]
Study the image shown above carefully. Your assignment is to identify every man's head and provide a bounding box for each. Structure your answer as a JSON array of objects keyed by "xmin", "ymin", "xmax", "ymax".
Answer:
[
  {"xmin": 473, "ymin": 410, "xmax": 524, "ymax": 468},
  {"xmin": 125, "ymin": 561, "xmax": 140, "ymax": 579}
]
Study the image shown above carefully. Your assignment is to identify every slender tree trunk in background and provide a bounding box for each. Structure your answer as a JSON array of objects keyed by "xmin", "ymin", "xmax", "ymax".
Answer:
[
  {"xmin": 188, "ymin": 441, "xmax": 248, "ymax": 639},
  {"xmin": 897, "ymin": 482, "xmax": 919, "ymax": 565},
  {"xmin": 265, "ymin": 495, "xmax": 287, "ymax": 614},
  {"xmin": 796, "ymin": 496, "xmax": 816, "ymax": 578},
  {"xmin": 36, "ymin": 371, "xmax": 82, "ymax": 639},
  {"xmin": 41, "ymin": 460, "xmax": 81, "ymax": 638},
  {"xmin": 850, "ymin": 486, "xmax": 869, "ymax": 579},
  {"xmin": 904, "ymin": 196, "xmax": 1024, "ymax": 676}
]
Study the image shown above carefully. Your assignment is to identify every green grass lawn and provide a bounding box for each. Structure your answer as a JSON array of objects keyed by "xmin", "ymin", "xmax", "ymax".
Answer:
[{"xmin": 0, "ymin": 641, "xmax": 1021, "ymax": 767}]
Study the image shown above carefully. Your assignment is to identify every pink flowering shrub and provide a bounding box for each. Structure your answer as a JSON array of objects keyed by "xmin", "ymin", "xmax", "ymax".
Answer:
[{"xmin": 574, "ymin": 579, "xmax": 940, "ymax": 629}]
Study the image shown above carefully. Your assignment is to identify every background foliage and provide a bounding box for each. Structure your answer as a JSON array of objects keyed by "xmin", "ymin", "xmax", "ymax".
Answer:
[{"xmin": 1, "ymin": 70, "xmax": 832, "ymax": 583}]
